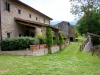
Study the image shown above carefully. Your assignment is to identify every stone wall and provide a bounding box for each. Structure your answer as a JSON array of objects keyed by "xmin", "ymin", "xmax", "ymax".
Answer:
[
  {"xmin": 54, "ymin": 21, "xmax": 76, "ymax": 41},
  {"xmin": 69, "ymin": 25, "xmax": 75, "ymax": 41},
  {"xmin": 0, "ymin": 45, "xmax": 67, "ymax": 56},
  {"xmin": 0, "ymin": 0, "xmax": 2, "ymax": 41},
  {"xmin": 0, "ymin": 40, "xmax": 68, "ymax": 56},
  {"xmin": 1, "ymin": 0, "xmax": 51, "ymax": 39},
  {"xmin": 54, "ymin": 21, "xmax": 69, "ymax": 36}
]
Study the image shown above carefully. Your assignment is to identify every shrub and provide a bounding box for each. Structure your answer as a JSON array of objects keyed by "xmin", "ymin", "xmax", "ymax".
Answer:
[
  {"xmin": 75, "ymin": 35, "xmax": 85, "ymax": 43},
  {"xmin": 33, "ymin": 38, "xmax": 40, "ymax": 45},
  {"xmin": 53, "ymin": 40, "xmax": 59, "ymax": 45},
  {"xmin": 36, "ymin": 34, "xmax": 46, "ymax": 44},
  {"xmin": 59, "ymin": 33, "xmax": 64, "ymax": 45},
  {"xmin": 63, "ymin": 36, "xmax": 68, "ymax": 40},
  {"xmin": 0, "ymin": 37, "xmax": 35, "ymax": 51},
  {"xmin": 58, "ymin": 33, "xmax": 64, "ymax": 50}
]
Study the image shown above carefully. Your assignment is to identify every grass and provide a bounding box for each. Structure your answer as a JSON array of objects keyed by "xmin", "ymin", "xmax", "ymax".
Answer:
[{"xmin": 0, "ymin": 42, "xmax": 100, "ymax": 75}]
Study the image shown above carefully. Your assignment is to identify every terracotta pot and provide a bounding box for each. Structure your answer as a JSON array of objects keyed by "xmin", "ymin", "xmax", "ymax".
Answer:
[
  {"xmin": 39, "ymin": 44, "xmax": 44, "ymax": 49},
  {"xmin": 30, "ymin": 45, "xmax": 39, "ymax": 50},
  {"xmin": 39, "ymin": 44, "xmax": 46, "ymax": 49},
  {"xmin": 52, "ymin": 44, "xmax": 58, "ymax": 47},
  {"xmin": 43, "ymin": 44, "xmax": 47, "ymax": 48}
]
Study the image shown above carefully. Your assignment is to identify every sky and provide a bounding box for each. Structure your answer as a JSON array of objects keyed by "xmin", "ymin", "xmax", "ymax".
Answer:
[{"xmin": 20, "ymin": 0, "xmax": 77, "ymax": 25}]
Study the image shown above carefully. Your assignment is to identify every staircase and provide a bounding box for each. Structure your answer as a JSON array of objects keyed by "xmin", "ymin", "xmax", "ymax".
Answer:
[{"xmin": 83, "ymin": 41, "xmax": 91, "ymax": 52}]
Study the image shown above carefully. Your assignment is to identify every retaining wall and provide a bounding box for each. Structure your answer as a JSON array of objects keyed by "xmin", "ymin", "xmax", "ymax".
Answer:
[{"xmin": 0, "ymin": 44, "xmax": 67, "ymax": 56}]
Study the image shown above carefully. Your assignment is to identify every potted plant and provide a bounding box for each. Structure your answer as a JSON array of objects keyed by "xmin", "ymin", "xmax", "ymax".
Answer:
[
  {"xmin": 39, "ymin": 38, "xmax": 47, "ymax": 49},
  {"xmin": 30, "ymin": 38, "xmax": 40, "ymax": 50},
  {"xmin": 36, "ymin": 34, "xmax": 47, "ymax": 49}
]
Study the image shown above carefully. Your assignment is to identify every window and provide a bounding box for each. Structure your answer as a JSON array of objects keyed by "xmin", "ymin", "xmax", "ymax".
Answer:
[
  {"xmin": 29, "ymin": 14, "xmax": 31, "ymax": 18},
  {"xmin": 44, "ymin": 19, "xmax": 45, "ymax": 23},
  {"xmin": 18, "ymin": 9, "xmax": 21, "ymax": 14},
  {"xmin": 5, "ymin": 1, "xmax": 10, "ymax": 12},
  {"xmin": 19, "ymin": 33, "xmax": 21, "ymax": 37},
  {"xmin": 36, "ymin": 17, "xmax": 38, "ymax": 20},
  {"xmin": 7, "ymin": 33, "xmax": 10, "ymax": 38},
  {"xmin": 31, "ymin": 32, "xmax": 35, "ymax": 37}
]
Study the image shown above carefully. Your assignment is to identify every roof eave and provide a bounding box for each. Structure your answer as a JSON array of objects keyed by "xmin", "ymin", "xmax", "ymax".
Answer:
[{"xmin": 14, "ymin": 0, "xmax": 53, "ymax": 20}]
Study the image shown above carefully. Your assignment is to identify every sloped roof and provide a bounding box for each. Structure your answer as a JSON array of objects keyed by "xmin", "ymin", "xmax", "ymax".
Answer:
[{"xmin": 13, "ymin": 0, "xmax": 53, "ymax": 20}]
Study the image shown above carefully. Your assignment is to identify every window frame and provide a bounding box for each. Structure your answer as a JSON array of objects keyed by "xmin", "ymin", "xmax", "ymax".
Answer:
[
  {"xmin": 44, "ymin": 19, "xmax": 46, "ymax": 23},
  {"xmin": 5, "ymin": 1, "xmax": 10, "ymax": 12},
  {"xmin": 7, "ymin": 33, "xmax": 10, "ymax": 38},
  {"xmin": 29, "ymin": 14, "xmax": 31, "ymax": 18},
  {"xmin": 18, "ymin": 9, "xmax": 21, "ymax": 14},
  {"xmin": 36, "ymin": 17, "xmax": 38, "ymax": 21}
]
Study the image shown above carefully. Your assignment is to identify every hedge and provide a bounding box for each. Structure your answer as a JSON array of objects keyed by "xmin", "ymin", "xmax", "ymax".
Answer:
[{"xmin": 0, "ymin": 37, "xmax": 35, "ymax": 51}]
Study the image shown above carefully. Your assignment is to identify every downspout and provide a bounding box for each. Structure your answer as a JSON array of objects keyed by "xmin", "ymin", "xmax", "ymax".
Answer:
[{"xmin": 0, "ymin": 0, "xmax": 2, "ymax": 41}]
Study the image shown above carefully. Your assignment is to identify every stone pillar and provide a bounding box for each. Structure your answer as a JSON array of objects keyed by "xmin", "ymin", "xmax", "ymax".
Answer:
[
  {"xmin": 0, "ymin": 0, "xmax": 2, "ymax": 41},
  {"xmin": 35, "ymin": 28, "xmax": 42, "ymax": 36},
  {"xmin": 42, "ymin": 27, "xmax": 46, "ymax": 37}
]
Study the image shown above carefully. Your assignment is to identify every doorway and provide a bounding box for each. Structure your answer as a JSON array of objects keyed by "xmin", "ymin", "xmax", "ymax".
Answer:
[{"xmin": 70, "ymin": 37, "xmax": 73, "ymax": 41}]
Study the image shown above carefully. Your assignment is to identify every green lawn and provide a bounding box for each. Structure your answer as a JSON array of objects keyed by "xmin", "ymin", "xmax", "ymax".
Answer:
[{"xmin": 0, "ymin": 42, "xmax": 100, "ymax": 75}]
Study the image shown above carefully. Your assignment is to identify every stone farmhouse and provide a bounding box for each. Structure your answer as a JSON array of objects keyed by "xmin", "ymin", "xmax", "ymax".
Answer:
[
  {"xmin": 0, "ymin": 0, "xmax": 59, "ymax": 40},
  {"xmin": 54, "ymin": 21, "xmax": 76, "ymax": 41}
]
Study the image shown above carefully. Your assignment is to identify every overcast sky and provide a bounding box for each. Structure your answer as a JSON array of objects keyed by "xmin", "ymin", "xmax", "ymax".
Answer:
[{"xmin": 20, "ymin": 0, "xmax": 77, "ymax": 24}]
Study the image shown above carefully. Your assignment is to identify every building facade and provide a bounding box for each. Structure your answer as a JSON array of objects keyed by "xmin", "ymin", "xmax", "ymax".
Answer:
[
  {"xmin": 54, "ymin": 21, "xmax": 76, "ymax": 41},
  {"xmin": 0, "ymin": 0, "xmax": 59, "ymax": 40}
]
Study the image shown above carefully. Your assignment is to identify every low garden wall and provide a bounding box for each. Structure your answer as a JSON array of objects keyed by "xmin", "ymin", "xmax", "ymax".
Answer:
[{"xmin": 0, "ymin": 42, "xmax": 68, "ymax": 56}]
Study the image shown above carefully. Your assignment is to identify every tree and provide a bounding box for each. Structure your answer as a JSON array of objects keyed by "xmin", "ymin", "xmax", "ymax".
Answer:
[
  {"xmin": 74, "ymin": 25, "xmax": 80, "ymax": 38},
  {"xmin": 70, "ymin": 0, "xmax": 100, "ymax": 18},
  {"xmin": 76, "ymin": 10, "xmax": 100, "ymax": 35},
  {"xmin": 46, "ymin": 27, "xmax": 53, "ymax": 54},
  {"xmin": 70, "ymin": 0, "xmax": 100, "ymax": 35}
]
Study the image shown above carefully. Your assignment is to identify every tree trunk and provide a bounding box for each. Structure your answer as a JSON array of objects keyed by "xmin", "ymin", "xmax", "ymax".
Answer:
[
  {"xmin": 59, "ymin": 44, "xmax": 62, "ymax": 50},
  {"xmin": 48, "ymin": 47, "xmax": 52, "ymax": 54}
]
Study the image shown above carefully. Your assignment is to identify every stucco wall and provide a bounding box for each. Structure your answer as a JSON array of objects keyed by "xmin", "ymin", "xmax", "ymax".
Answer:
[{"xmin": 1, "ymin": 0, "xmax": 50, "ymax": 39}]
